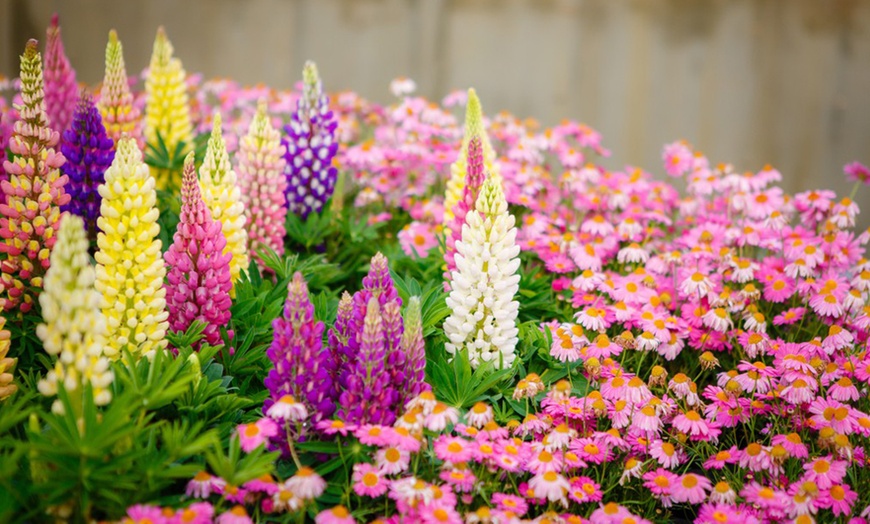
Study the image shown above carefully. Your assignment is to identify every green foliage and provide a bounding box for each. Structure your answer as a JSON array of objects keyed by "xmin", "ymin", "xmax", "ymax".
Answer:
[
  {"xmin": 205, "ymin": 433, "xmax": 278, "ymax": 487},
  {"xmin": 425, "ymin": 343, "xmax": 516, "ymax": 410}
]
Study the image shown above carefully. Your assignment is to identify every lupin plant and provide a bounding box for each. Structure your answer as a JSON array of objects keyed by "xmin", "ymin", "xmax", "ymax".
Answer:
[
  {"xmin": 264, "ymin": 272, "xmax": 337, "ymax": 448},
  {"xmin": 400, "ymin": 295, "xmax": 428, "ymax": 405},
  {"xmin": 444, "ymin": 136, "xmax": 486, "ymax": 284},
  {"xmin": 283, "ymin": 61, "xmax": 339, "ymax": 218},
  {"xmin": 443, "ymin": 175, "xmax": 521, "ymax": 369},
  {"xmin": 98, "ymin": 29, "xmax": 144, "ymax": 150},
  {"xmin": 199, "ymin": 113, "xmax": 249, "ymax": 291},
  {"xmin": 35, "ymin": 215, "xmax": 113, "ymax": 417},
  {"xmin": 43, "ymin": 14, "xmax": 78, "ymax": 134},
  {"xmin": 0, "ymin": 104, "xmax": 12, "ymax": 186},
  {"xmin": 164, "ymin": 153, "xmax": 233, "ymax": 350},
  {"xmin": 0, "ymin": 39, "xmax": 70, "ymax": 314},
  {"xmin": 60, "ymin": 92, "xmax": 115, "ymax": 239},
  {"xmin": 0, "ymin": 318, "xmax": 15, "ymax": 401},
  {"xmin": 237, "ymin": 100, "xmax": 288, "ymax": 267},
  {"xmin": 144, "ymin": 26, "xmax": 193, "ymax": 192},
  {"xmin": 95, "ymin": 137, "xmax": 168, "ymax": 360},
  {"xmin": 334, "ymin": 252, "xmax": 405, "ymax": 425}
]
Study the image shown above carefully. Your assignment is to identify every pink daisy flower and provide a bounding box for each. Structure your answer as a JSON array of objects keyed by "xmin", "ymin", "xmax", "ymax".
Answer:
[
  {"xmin": 818, "ymin": 483, "xmax": 858, "ymax": 517},
  {"xmin": 186, "ymin": 471, "xmax": 226, "ymax": 499},
  {"xmin": 266, "ymin": 395, "xmax": 308, "ymax": 422},
  {"xmin": 528, "ymin": 471, "xmax": 570, "ymax": 506},
  {"xmin": 649, "ymin": 440, "xmax": 684, "ymax": 468},
  {"xmin": 355, "ymin": 424, "xmax": 395, "ymax": 447},
  {"xmin": 237, "ymin": 418, "xmax": 279, "ymax": 452},
  {"xmin": 439, "ymin": 466, "xmax": 476, "ymax": 493},
  {"xmin": 671, "ymin": 473, "xmax": 712, "ymax": 505},
  {"xmin": 703, "ymin": 446, "xmax": 739, "ymax": 469},
  {"xmin": 844, "ymin": 161, "xmax": 870, "ymax": 185},
  {"xmin": 375, "ymin": 446, "xmax": 411, "ymax": 475},
  {"xmin": 286, "ymin": 467, "xmax": 326, "ymax": 499},
  {"xmin": 352, "ymin": 463, "xmax": 388, "ymax": 498},
  {"xmin": 169, "ymin": 502, "xmax": 214, "ymax": 524},
  {"xmin": 492, "ymin": 493, "xmax": 528, "ymax": 516},
  {"xmin": 642, "ymin": 468, "xmax": 679, "ymax": 508},
  {"xmin": 314, "ymin": 506, "xmax": 356, "ymax": 524},
  {"xmin": 802, "ymin": 456, "xmax": 848, "ymax": 489},
  {"xmin": 216, "ymin": 506, "xmax": 253, "ymax": 524}
]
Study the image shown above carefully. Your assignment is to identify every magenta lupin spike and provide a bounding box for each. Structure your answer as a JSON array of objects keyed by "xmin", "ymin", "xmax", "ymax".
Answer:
[{"xmin": 164, "ymin": 153, "xmax": 234, "ymax": 350}]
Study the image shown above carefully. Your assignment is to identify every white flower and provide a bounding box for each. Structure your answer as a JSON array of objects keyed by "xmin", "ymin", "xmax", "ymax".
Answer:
[{"xmin": 443, "ymin": 177, "xmax": 520, "ymax": 370}]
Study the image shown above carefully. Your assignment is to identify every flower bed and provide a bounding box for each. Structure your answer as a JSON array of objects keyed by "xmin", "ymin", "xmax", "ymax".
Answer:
[{"xmin": 1, "ymin": 16, "xmax": 870, "ymax": 524}]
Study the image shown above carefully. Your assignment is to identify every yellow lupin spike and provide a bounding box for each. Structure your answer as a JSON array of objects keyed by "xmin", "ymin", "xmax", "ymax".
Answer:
[
  {"xmin": 144, "ymin": 26, "xmax": 192, "ymax": 192},
  {"xmin": 199, "ymin": 112, "xmax": 249, "ymax": 294},
  {"xmin": 0, "ymin": 318, "xmax": 16, "ymax": 401},
  {"xmin": 98, "ymin": 29, "xmax": 144, "ymax": 151},
  {"xmin": 95, "ymin": 137, "xmax": 169, "ymax": 360}
]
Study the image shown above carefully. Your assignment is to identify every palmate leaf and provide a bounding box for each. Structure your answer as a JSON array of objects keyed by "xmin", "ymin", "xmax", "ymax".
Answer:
[
  {"xmin": 426, "ymin": 343, "xmax": 516, "ymax": 409},
  {"xmin": 205, "ymin": 434, "xmax": 278, "ymax": 487},
  {"xmin": 390, "ymin": 271, "xmax": 450, "ymax": 337},
  {"xmin": 111, "ymin": 347, "xmax": 197, "ymax": 412}
]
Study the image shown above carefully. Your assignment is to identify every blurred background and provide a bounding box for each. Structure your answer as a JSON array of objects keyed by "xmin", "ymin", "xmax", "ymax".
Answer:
[{"xmin": 2, "ymin": 0, "xmax": 870, "ymax": 224}]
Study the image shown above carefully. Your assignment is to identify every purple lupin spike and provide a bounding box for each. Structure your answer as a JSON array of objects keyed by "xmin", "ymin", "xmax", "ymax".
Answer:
[
  {"xmin": 60, "ymin": 91, "xmax": 115, "ymax": 239},
  {"xmin": 264, "ymin": 272, "xmax": 337, "ymax": 447},
  {"xmin": 282, "ymin": 61, "xmax": 338, "ymax": 218}
]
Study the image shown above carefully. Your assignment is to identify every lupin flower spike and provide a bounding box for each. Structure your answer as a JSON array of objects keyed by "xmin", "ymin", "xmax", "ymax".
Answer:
[
  {"xmin": 444, "ymin": 135, "xmax": 486, "ymax": 284},
  {"xmin": 337, "ymin": 297, "xmax": 397, "ymax": 425},
  {"xmin": 0, "ymin": 39, "xmax": 70, "ymax": 313},
  {"xmin": 0, "ymin": 105, "xmax": 13, "ymax": 187},
  {"xmin": 443, "ymin": 88, "xmax": 499, "ymax": 229},
  {"xmin": 443, "ymin": 176, "xmax": 521, "ymax": 370},
  {"xmin": 61, "ymin": 91, "xmax": 115, "ymax": 239},
  {"xmin": 43, "ymin": 14, "xmax": 79, "ymax": 134},
  {"xmin": 283, "ymin": 61, "xmax": 339, "ymax": 218},
  {"xmin": 36, "ymin": 215, "xmax": 113, "ymax": 417},
  {"xmin": 0, "ymin": 318, "xmax": 16, "ymax": 401},
  {"xmin": 98, "ymin": 29, "xmax": 144, "ymax": 150},
  {"xmin": 95, "ymin": 137, "xmax": 168, "ymax": 360},
  {"xmin": 238, "ymin": 100, "xmax": 288, "ymax": 268},
  {"xmin": 164, "ymin": 153, "xmax": 233, "ymax": 350},
  {"xmin": 264, "ymin": 272, "xmax": 336, "ymax": 445},
  {"xmin": 144, "ymin": 26, "xmax": 192, "ymax": 192},
  {"xmin": 199, "ymin": 113, "xmax": 249, "ymax": 291},
  {"xmin": 401, "ymin": 296, "xmax": 429, "ymax": 404}
]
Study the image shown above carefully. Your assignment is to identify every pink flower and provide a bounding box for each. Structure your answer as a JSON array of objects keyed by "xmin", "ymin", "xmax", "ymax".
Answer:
[
  {"xmin": 355, "ymin": 424, "xmax": 395, "ymax": 447},
  {"xmin": 439, "ymin": 466, "xmax": 476, "ymax": 493},
  {"xmin": 492, "ymin": 492, "xmax": 528, "ymax": 516},
  {"xmin": 352, "ymin": 462, "xmax": 388, "ymax": 497},
  {"xmin": 802, "ymin": 456, "xmax": 848, "ymax": 489},
  {"xmin": 568, "ymin": 476, "xmax": 602, "ymax": 504},
  {"xmin": 314, "ymin": 506, "xmax": 356, "ymax": 524},
  {"xmin": 773, "ymin": 307, "xmax": 805, "ymax": 326},
  {"xmin": 286, "ymin": 467, "xmax": 326, "ymax": 499},
  {"xmin": 528, "ymin": 471, "xmax": 570, "ymax": 505},
  {"xmin": 695, "ymin": 503, "xmax": 760, "ymax": 524},
  {"xmin": 124, "ymin": 505, "xmax": 165, "ymax": 524},
  {"xmin": 216, "ymin": 506, "xmax": 253, "ymax": 524},
  {"xmin": 434, "ymin": 436, "xmax": 474, "ymax": 463},
  {"xmin": 845, "ymin": 161, "xmax": 870, "ymax": 185},
  {"xmin": 642, "ymin": 468, "xmax": 679, "ymax": 507},
  {"xmin": 649, "ymin": 440, "xmax": 684, "ymax": 468},
  {"xmin": 819, "ymin": 483, "xmax": 858, "ymax": 517},
  {"xmin": 671, "ymin": 473, "xmax": 711, "ymax": 505},
  {"xmin": 662, "ymin": 141, "xmax": 693, "ymax": 177},
  {"xmin": 168, "ymin": 503, "xmax": 214, "ymax": 524},
  {"xmin": 375, "ymin": 446, "xmax": 411, "ymax": 475},
  {"xmin": 237, "ymin": 418, "xmax": 278, "ymax": 452},
  {"xmin": 186, "ymin": 471, "xmax": 226, "ymax": 499},
  {"xmin": 671, "ymin": 409, "xmax": 721, "ymax": 441},
  {"xmin": 398, "ymin": 221, "xmax": 438, "ymax": 258}
]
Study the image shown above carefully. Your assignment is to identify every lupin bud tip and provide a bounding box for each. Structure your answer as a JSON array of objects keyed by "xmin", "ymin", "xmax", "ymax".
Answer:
[
  {"xmin": 25, "ymin": 39, "xmax": 39, "ymax": 57},
  {"xmin": 50, "ymin": 12, "xmax": 60, "ymax": 30},
  {"xmin": 108, "ymin": 29, "xmax": 118, "ymax": 44}
]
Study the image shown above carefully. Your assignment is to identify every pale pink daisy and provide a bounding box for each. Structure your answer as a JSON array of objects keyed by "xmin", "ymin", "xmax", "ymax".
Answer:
[
  {"xmin": 424, "ymin": 402, "xmax": 460, "ymax": 432},
  {"xmin": 355, "ymin": 424, "xmax": 394, "ymax": 447},
  {"xmin": 286, "ymin": 467, "xmax": 326, "ymax": 499},
  {"xmin": 266, "ymin": 395, "xmax": 309, "ymax": 422},
  {"xmin": 642, "ymin": 468, "xmax": 679, "ymax": 508},
  {"xmin": 375, "ymin": 446, "xmax": 411, "ymax": 475},
  {"xmin": 314, "ymin": 506, "xmax": 356, "ymax": 524},
  {"xmin": 492, "ymin": 493, "xmax": 528, "ymax": 516},
  {"xmin": 528, "ymin": 471, "xmax": 570, "ymax": 506},
  {"xmin": 187, "ymin": 471, "xmax": 226, "ymax": 499},
  {"xmin": 649, "ymin": 440, "xmax": 684, "ymax": 468},
  {"xmin": 216, "ymin": 506, "xmax": 253, "ymax": 524},
  {"xmin": 352, "ymin": 463, "xmax": 388, "ymax": 497},
  {"xmin": 466, "ymin": 402, "xmax": 493, "ymax": 428}
]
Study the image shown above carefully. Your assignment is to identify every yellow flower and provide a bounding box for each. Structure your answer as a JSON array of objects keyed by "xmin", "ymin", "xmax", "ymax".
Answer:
[
  {"xmin": 0, "ymin": 318, "xmax": 16, "ymax": 401},
  {"xmin": 144, "ymin": 26, "xmax": 192, "ymax": 192},
  {"xmin": 36, "ymin": 216, "xmax": 113, "ymax": 416},
  {"xmin": 200, "ymin": 113, "xmax": 249, "ymax": 293},
  {"xmin": 443, "ymin": 88, "xmax": 500, "ymax": 230},
  {"xmin": 95, "ymin": 138, "xmax": 169, "ymax": 360}
]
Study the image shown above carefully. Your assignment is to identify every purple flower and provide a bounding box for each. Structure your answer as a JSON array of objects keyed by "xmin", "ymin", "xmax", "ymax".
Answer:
[
  {"xmin": 282, "ymin": 61, "xmax": 338, "ymax": 218},
  {"xmin": 60, "ymin": 92, "xmax": 114, "ymax": 239},
  {"xmin": 264, "ymin": 272, "xmax": 337, "ymax": 447}
]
